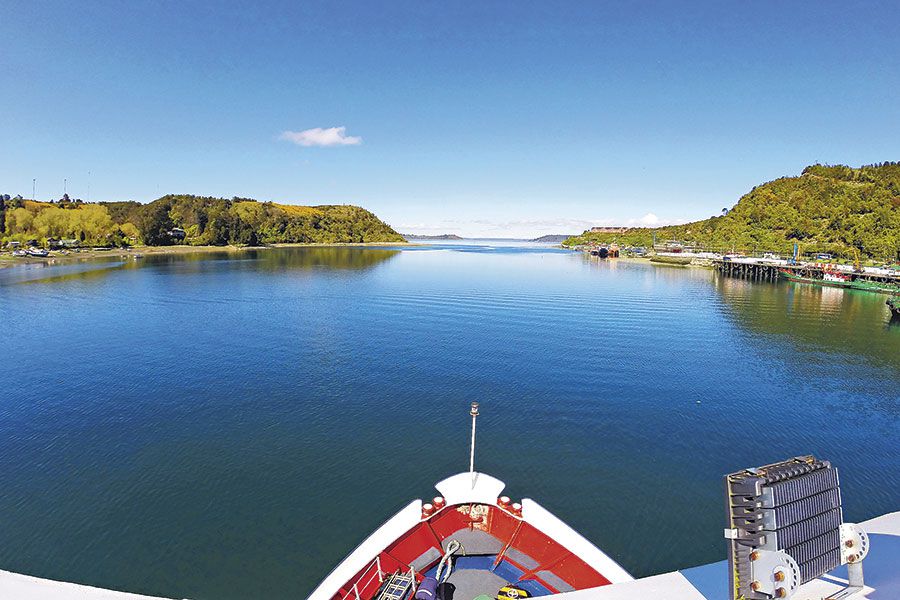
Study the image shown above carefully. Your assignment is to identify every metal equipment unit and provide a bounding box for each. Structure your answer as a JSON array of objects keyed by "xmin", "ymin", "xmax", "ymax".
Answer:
[{"xmin": 724, "ymin": 456, "xmax": 869, "ymax": 600}]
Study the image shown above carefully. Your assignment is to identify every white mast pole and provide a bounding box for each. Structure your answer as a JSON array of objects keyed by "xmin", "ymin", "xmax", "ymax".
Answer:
[{"xmin": 469, "ymin": 402, "xmax": 479, "ymax": 487}]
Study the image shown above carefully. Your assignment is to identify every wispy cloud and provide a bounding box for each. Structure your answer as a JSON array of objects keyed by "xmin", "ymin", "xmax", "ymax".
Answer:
[{"xmin": 278, "ymin": 126, "xmax": 362, "ymax": 147}]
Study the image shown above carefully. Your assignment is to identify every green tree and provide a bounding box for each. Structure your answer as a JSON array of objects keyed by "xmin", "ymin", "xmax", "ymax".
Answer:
[{"xmin": 137, "ymin": 199, "xmax": 175, "ymax": 245}]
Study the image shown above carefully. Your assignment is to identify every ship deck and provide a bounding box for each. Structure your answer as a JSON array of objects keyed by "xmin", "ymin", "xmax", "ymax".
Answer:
[
  {"xmin": 1, "ymin": 511, "xmax": 898, "ymax": 599},
  {"xmin": 2, "ymin": 509, "xmax": 897, "ymax": 599},
  {"xmin": 558, "ymin": 511, "xmax": 900, "ymax": 600}
]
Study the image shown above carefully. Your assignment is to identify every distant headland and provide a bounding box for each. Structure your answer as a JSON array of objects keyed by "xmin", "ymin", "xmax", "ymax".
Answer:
[
  {"xmin": 565, "ymin": 162, "xmax": 900, "ymax": 261},
  {"xmin": 530, "ymin": 234, "xmax": 575, "ymax": 243},
  {"xmin": 402, "ymin": 233, "xmax": 464, "ymax": 240}
]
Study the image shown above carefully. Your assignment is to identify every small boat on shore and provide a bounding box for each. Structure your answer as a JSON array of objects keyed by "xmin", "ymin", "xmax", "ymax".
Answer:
[
  {"xmin": 650, "ymin": 255, "xmax": 691, "ymax": 266},
  {"xmin": 12, "ymin": 249, "xmax": 27, "ymax": 257},
  {"xmin": 26, "ymin": 248, "xmax": 49, "ymax": 257}
]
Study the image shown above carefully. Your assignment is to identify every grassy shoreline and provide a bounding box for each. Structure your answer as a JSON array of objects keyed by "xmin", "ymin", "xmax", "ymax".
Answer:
[{"xmin": 0, "ymin": 241, "xmax": 415, "ymax": 268}]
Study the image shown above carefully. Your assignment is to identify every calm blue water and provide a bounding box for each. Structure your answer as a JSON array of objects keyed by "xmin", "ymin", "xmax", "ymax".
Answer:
[{"xmin": 1, "ymin": 244, "xmax": 898, "ymax": 599}]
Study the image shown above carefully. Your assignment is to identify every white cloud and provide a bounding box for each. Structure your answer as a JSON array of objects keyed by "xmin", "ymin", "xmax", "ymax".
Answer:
[
  {"xmin": 278, "ymin": 126, "xmax": 362, "ymax": 147},
  {"xmin": 636, "ymin": 212, "xmax": 659, "ymax": 226}
]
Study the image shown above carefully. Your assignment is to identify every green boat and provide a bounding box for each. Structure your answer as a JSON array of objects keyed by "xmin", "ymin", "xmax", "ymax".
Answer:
[
  {"xmin": 779, "ymin": 269, "xmax": 851, "ymax": 288},
  {"xmin": 780, "ymin": 269, "xmax": 900, "ymax": 294},
  {"xmin": 850, "ymin": 279, "xmax": 900, "ymax": 294},
  {"xmin": 889, "ymin": 296, "xmax": 900, "ymax": 318}
]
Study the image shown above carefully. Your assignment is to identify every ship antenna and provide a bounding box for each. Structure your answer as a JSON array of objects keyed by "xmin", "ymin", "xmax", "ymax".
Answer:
[{"xmin": 469, "ymin": 402, "xmax": 479, "ymax": 487}]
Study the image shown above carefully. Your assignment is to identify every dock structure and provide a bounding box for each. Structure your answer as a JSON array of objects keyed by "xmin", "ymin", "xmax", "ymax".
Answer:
[
  {"xmin": 714, "ymin": 257, "xmax": 900, "ymax": 285},
  {"xmin": 714, "ymin": 259, "xmax": 784, "ymax": 280}
]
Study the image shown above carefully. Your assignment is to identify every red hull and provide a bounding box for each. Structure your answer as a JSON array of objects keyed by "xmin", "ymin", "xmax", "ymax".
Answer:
[
  {"xmin": 310, "ymin": 472, "xmax": 632, "ymax": 600},
  {"xmin": 336, "ymin": 503, "xmax": 611, "ymax": 599}
]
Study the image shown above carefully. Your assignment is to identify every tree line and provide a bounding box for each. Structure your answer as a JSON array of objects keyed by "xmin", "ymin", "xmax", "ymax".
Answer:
[{"xmin": 1, "ymin": 194, "xmax": 405, "ymax": 247}]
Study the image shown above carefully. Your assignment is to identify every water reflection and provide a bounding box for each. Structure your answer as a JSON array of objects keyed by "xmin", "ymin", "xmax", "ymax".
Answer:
[
  {"xmin": 136, "ymin": 246, "xmax": 401, "ymax": 271},
  {"xmin": 1, "ymin": 247, "xmax": 401, "ymax": 286},
  {"xmin": 251, "ymin": 246, "xmax": 400, "ymax": 271},
  {"xmin": 0, "ymin": 260, "xmax": 131, "ymax": 286},
  {"xmin": 712, "ymin": 274, "xmax": 900, "ymax": 368}
]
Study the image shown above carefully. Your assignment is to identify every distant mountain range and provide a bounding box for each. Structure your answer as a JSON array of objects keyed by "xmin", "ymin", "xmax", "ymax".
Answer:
[{"xmin": 402, "ymin": 233, "xmax": 464, "ymax": 240}]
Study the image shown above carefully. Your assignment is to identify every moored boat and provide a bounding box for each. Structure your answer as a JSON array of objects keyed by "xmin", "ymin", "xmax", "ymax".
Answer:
[
  {"xmin": 780, "ymin": 268, "xmax": 900, "ymax": 294},
  {"xmin": 26, "ymin": 248, "xmax": 50, "ymax": 257},
  {"xmin": 851, "ymin": 278, "xmax": 900, "ymax": 294},
  {"xmin": 779, "ymin": 268, "xmax": 851, "ymax": 288},
  {"xmin": 888, "ymin": 296, "xmax": 900, "ymax": 318},
  {"xmin": 650, "ymin": 255, "xmax": 691, "ymax": 266}
]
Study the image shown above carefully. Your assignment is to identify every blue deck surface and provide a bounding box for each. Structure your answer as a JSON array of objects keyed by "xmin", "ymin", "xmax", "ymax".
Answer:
[
  {"xmin": 829, "ymin": 534, "xmax": 900, "ymax": 599},
  {"xmin": 679, "ymin": 534, "xmax": 900, "ymax": 599},
  {"xmin": 679, "ymin": 560, "xmax": 727, "ymax": 600}
]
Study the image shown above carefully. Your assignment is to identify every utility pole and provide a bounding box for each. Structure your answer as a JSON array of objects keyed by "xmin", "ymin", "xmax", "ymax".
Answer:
[
  {"xmin": 32, "ymin": 179, "xmax": 35, "ymax": 201},
  {"xmin": 64, "ymin": 178, "xmax": 67, "ymax": 196}
]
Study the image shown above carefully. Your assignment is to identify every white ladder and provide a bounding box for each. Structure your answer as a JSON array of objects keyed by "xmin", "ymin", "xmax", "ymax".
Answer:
[{"xmin": 376, "ymin": 572, "xmax": 415, "ymax": 600}]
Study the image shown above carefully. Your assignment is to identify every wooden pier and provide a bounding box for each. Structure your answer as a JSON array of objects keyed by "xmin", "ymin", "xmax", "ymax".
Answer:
[
  {"xmin": 714, "ymin": 260, "xmax": 784, "ymax": 280},
  {"xmin": 714, "ymin": 259, "xmax": 900, "ymax": 286}
]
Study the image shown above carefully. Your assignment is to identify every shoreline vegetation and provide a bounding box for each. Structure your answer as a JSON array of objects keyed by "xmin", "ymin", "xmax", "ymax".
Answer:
[
  {"xmin": 564, "ymin": 162, "xmax": 900, "ymax": 262},
  {"xmin": 0, "ymin": 194, "xmax": 406, "ymax": 253}
]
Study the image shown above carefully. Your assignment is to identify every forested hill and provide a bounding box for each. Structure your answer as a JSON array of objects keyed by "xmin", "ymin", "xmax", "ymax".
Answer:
[
  {"xmin": 0, "ymin": 194, "xmax": 405, "ymax": 246},
  {"xmin": 565, "ymin": 162, "xmax": 900, "ymax": 260}
]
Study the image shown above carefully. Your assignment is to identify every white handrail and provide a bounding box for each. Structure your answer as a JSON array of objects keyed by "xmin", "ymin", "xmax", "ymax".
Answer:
[
  {"xmin": 339, "ymin": 559, "xmax": 420, "ymax": 600},
  {"xmin": 340, "ymin": 557, "xmax": 385, "ymax": 600}
]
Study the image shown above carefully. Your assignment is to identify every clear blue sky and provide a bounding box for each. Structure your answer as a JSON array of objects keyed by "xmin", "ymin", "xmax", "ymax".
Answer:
[{"xmin": 2, "ymin": 1, "xmax": 898, "ymax": 237}]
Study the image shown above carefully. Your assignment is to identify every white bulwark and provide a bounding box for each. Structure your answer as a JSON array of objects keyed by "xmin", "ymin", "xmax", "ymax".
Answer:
[
  {"xmin": 0, "ymin": 569, "xmax": 185, "ymax": 600},
  {"xmin": 520, "ymin": 499, "xmax": 633, "ymax": 585}
]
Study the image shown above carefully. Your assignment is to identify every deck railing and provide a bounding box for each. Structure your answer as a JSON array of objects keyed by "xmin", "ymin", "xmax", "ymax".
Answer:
[{"xmin": 341, "ymin": 556, "xmax": 383, "ymax": 600}]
